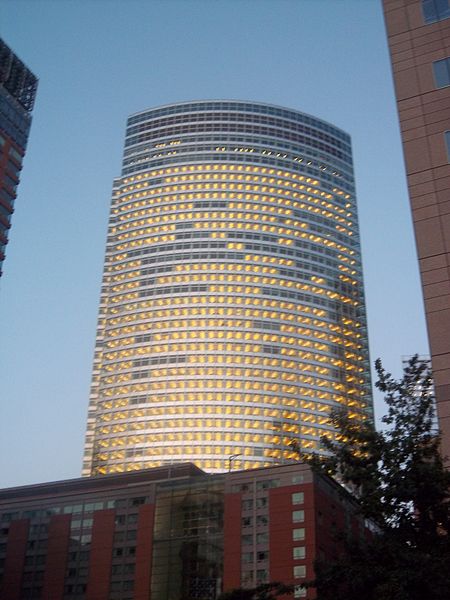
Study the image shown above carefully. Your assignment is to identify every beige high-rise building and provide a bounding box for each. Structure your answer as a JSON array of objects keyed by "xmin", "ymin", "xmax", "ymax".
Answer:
[{"xmin": 83, "ymin": 101, "xmax": 372, "ymax": 476}]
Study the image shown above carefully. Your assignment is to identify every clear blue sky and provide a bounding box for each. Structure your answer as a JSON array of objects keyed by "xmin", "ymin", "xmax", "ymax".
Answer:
[{"xmin": 0, "ymin": 0, "xmax": 429, "ymax": 488}]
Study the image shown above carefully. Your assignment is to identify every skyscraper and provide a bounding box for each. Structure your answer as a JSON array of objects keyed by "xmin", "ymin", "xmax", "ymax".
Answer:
[
  {"xmin": 0, "ymin": 39, "xmax": 38, "ymax": 277},
  {"xmin": 83, "ymin": 100, "xmax": 372, "ymax": 477},
  {"xmin": 383, "ymin": 0, "xmax": 450, "ymax": 456}
]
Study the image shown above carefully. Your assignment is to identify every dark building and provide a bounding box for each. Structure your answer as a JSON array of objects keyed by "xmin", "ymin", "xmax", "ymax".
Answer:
[
  {"xmin": 383, "ymin": 0, "xmax": 450, "ymax": 457},
  {"xmin": 0, "ymin": 462, "xmax": 370, "ymax": 600},
  {"xmin": 0, "ymin": 38, "xmax": 38, "ymax": 277}
]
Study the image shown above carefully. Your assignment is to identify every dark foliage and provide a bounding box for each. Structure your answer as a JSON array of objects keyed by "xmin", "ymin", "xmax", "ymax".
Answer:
[
  {"xmin": 217, "ymin": 581, "xmax": 294, "ymax": 600},
  {"xmin": 299, "ymin": 356, "xmax": 450, "ymax": 600}
]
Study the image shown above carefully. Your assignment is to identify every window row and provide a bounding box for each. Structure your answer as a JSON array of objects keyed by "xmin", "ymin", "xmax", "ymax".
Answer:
[
  {"xmin": 94, "ymin": 458, "xmax": 265, "ymax": 475},
  {"xmin": 121, "ymin": 152, "xmax": 352, "ymax": 187},
  {"xmin": 127, "ymin": 102, "xmax": 349, "ymax": 142},
  {"xmin": 125, "ymin": 124, "xmax": 347, "ymax": 162},
  {"xmin": 116, "ymin": 234, "xmax": 347, "ymax": 263},
  {"xmin": 123, "ymin": 132, "xmax": 351, "ymax": 177},
  {"xmin": 99, "ymin": 376, "xmax": 362, "ymax": 408},
  {"xmin": 125, "ymin": 110, "xmax": 347, "ymax": 152},
  {"xmin": 123, "ymin": 142, "xmax": 348, "ymax": 181},
  {"xmin": 242, "ymin": 532, "xmax": 269, "ymax": 545},
  {"xmin": 110, "ymin": 282, "xmax": 356, "ymax": 314},
  {"xmin": 242, "ymin": 515, "xmax": 269, "ymax": 527}
]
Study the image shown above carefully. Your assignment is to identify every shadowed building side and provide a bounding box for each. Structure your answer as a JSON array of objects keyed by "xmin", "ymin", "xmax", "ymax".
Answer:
[
  {"xmin": 0, "ymin": 38, "xmax": 37, "ymax": 278},
  {"xmin": 383, "ymin": 0, "xmax": 450, "ymax": 457}
]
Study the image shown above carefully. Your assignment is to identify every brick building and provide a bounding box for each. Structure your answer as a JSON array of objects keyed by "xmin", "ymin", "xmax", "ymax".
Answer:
[
  {"xmin": 0, "ymin": 462, "xmax": 369, "ymax": 600},
  {"xmin": 382, "ymin": 0, "xmax": 450, "ymax": 456}
]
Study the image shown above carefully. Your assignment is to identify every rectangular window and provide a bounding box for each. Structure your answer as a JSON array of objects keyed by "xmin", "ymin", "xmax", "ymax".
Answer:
[
  {"xmin": 256, "ymin": 479, "xmax": 279, "ymax": 490},
  {"xmin": 6, "ymin": 159, "xmax": 21, "ymax": 179},
  {"xmin": 256, "ymin": 514, "xmax": 268, "ymax": 526},
  {"xmin": 293, "ymin": 546, "xmax": 306, "ymax": 560},
  {"xmin": 1, "ymin": 512, "xmax": 19, "ymax": 521},
  {"xmin": 433, "ymin": 58, "xmax": 450, "ymax": 87},
  {"xmin": 293, "ymin": 510, "xmax": 305, "ymax": 523},
  {"xmin": 232, "ymin": 483, "xmax": 250, "ymax": 493},
  {"xmin": 256, "ymin": 532, "xmax": 269, "ymax": 544},
  {"xmin": 115, "ymin": 514, "xmax": 126, "ymax": 526},
  {"xmin": 257, "ymin": 569, "xmax": 268, "ymax": 583},
  {"xmin": 63, "ymin": 504, "xmax": 82, "ymax": 514},
  {"xmin": 241, "ymin": 571, "xmax": 254, "ymax": 585},
  {"xmin": 242, "ymin": 516, "xmax": 252, "ymax": 527},
  {"xmin": 422, "ymin": 0, "xmax": 450, "ymax": 23},
  {"xmin": 294, "ymin": 565, "xmax": 306, "ymax": 578},
  {"xmin": 8, "ymin": 146, "xmax": 22, "ymax": 162},
  {"xmin": 445, "ymin": 131, "xmax": 450, "ymax": 161},
  {"xmin": 292, "ymin": 475, "xmax": 304, "ymax": 484},
  {"xmin": 256, "ymin": 497, "xmax": 268, "ymax": 509},
  {"xmin": 293, "ymin": 528, "xmax": 305, "ymax": 541},
  {"xmin": 292, "ymin": 492, "xmax": 304, "ymax": 505},
  {"xmin": 242, "ymin": 499, "xmax": 253, "ymax": 511},
  {"xmin": 294, "ymin": 584, "xmax": 307, "ymax": 598},
  {"xmin": 84, "ymin": 501, "xmax": 105, "ymax": 512}
]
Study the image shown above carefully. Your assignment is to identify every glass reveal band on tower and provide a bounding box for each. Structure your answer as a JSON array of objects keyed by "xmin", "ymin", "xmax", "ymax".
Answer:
[{"xmin": 82, "ymin": 100, "xmax": 372, "ymax": 476}]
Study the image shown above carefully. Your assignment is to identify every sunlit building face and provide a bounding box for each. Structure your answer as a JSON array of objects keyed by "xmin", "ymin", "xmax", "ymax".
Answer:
[{"xmin": 83, "ymin": 101, "xmax": 372, "ymax": 476}]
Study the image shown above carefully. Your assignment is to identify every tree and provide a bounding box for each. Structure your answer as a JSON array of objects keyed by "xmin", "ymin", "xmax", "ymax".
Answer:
[
  {"xmin": 302, "ymin": 356, "xmax": 450, "ymax": 600},
  {"xmin": 217, "ymin": 582, "xmax": 294, "ymax": 600}
]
